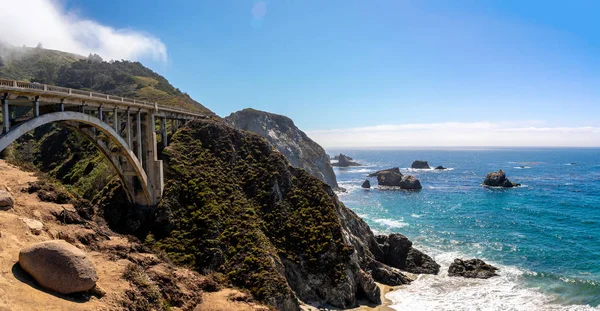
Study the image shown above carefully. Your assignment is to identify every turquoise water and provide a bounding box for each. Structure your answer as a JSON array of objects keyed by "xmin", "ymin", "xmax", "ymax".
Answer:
[{"xmin": 330, "ymin": 148, "xmax": 600, "ymax": 310}]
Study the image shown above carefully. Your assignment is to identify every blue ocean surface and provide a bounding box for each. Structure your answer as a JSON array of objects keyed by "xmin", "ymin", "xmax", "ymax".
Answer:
[{"xmin": 329, "ymin": 148, "xmax": 600, "ymax": 311}]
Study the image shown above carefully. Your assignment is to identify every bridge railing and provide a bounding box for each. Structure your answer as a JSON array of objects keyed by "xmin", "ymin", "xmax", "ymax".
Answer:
[{"xmin": 0, "ymin": 79, "xmax": 202, "ymax": 117}]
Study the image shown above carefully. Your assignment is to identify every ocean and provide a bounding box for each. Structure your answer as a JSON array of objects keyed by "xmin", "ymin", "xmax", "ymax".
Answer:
[{"xmin": 329, "ymin": 148, "xmax": 600, "ymax": 311}]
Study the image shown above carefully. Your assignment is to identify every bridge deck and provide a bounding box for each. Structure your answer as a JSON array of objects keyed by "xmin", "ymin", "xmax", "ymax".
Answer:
[{"xmin": 0, "ymin": 79, "xmax": 205, "ymax": 119}]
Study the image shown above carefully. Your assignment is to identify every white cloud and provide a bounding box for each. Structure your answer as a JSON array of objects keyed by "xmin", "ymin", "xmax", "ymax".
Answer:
[
  {"xmin": 306, "ymin": 122, "xmax": 600, "ymax": 148},
  {"xmin": 0, "ymin": 0, "xmax": 167, "ymax": 62}
]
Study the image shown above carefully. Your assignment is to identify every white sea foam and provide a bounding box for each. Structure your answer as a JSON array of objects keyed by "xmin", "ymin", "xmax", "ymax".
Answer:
[
  {"xmin": 514, "ymin": 166, "xmax": 533, "ymax": 169},
  {"xmin": 387, "ymin": 251, "xmax": 599, "ymax": 311},
  {"xmin": 411, "ymin": 214, "xmax": 423, "ymax": 218},
  {"xmin": 373, "ymin": 218, "xmax": 409, "ymax": 228}
]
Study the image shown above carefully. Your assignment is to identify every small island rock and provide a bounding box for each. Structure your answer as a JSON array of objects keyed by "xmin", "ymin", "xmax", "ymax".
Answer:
[
  {"xmin": 448, "ymin": 258, "xmax": 499, "ymax": 279},
  {"xmin": 361, "ymin": 180, "xmax": 371, "ymax": 188},
  {"xmin": 399, "ymin": 175, "xmax": 422, "ymax": 190},
  {"xmin": 434, "ymin": 166, "xmax": 446, "ymax": 170},
  {"xmin": 483, "ymin": 170, "xmax": 520, "ymax": 187},
  {"xmin": 19, "ymin": 240, "xmax": 99, "ymax": 294},
  {"xmin": 376, "ymin": 169, "xmax": 403, "ymax": 187},
  {"xmin": 332, "ymin": 153, "xmax": 362, "ymax": 167},
  {"xmin": 0, "ymin": 190, "xmax": 15, "ymax": 210},
  {"xmin": 411, "ymin": 160, "xmax": 431, "ymax": 169}
]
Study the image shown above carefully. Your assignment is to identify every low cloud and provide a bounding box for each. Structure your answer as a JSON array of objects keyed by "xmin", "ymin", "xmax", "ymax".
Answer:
[
  {"xmin": 0, "ymin": 0, "xmax": 167, "ymax": 62},
  {"xmin": 306, "ymin": 122, "xmax": 600, "ymax": 148}
]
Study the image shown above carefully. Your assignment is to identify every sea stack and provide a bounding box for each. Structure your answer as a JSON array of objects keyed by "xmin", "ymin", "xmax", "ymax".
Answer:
[
  {"xmin": 448, "ymin": 258, "xmax": 499, "ymax": 279},
  {"xmin": 361, "ymin": 180, "xmax": 371, "ymax": 188},
  {"xmin": 411, "ymin": 160, "xmax": 431, "ymax": 169},
  {"xmin": 483, "ymin": 170, "xmax": 520, "ymax": 187},
  {"xmin": 332, "ymin": 153, "xmax": 362, "ymax": 167}
]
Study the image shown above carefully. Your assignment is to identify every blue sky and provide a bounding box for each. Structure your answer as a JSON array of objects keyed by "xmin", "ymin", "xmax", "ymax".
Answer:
[{"xmin": 1, "ymin": 0, "xmax": 599, "ymax": 146}]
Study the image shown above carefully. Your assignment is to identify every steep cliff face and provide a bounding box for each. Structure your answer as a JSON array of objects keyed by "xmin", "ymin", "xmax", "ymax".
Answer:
[
  {"xmin": 225, "ymin": 109, "xmax": 338, "ymax": 189},
  {"xmin": 151, "ymin": 118, "xmax": 380, "ymax": 310}
]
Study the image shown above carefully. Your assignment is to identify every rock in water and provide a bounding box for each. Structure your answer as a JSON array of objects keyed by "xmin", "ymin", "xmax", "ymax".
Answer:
[
  {"xmin": 448, "ymin": 258, "xmax": 499, "ymax": 279},
  {"xmin": 377, "ymin": 170, "xmax": 403, "ymax": 187},
  {"xmin": 411, "ymin": 160, "xmax": 431, "ymax": 169},
  {"xmin": 368, "ymin": 167, "xmax": 401, "ymax": 177},
  {"xmin": 19, "ymin": 240, "xmax": 98, "ymax": 294},
  {"xmin": 377, "ymin": 234, "xmax": 440, "ymax": 275},
  {"xmin": 399, "ymin": 175, "xmax": 422, "ymax": 190},
  {"xmin": 361, "ymin": 179, "xmax": 371, "ymax": 188},
  {"xmin": 483, "ymin": 170, "xmax": 520, "ymax": 187},
  {"xmin": 332, "ymin": 153, "xmax": 362, "ymax": 167},
  {"xmin": 434, "ymin": 166, "xmax": 446, "ymax": 170},
  {"xmin": 0, "ymin": 190, "xmax": 15, "ymax": 210},
  {"xmin": 225, "ymin": 108, "xmax": 340, "ymax": 188}
]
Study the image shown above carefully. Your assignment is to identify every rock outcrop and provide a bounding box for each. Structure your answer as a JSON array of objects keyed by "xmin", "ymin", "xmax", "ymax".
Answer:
[
  {"xmin": 225, "ymin": 108, "xmax": 339, "ymax": 189},
  {"xmin": 19, "ymin": 240, "xmax": 98, "ymax": 294},
  {"xmin": 370, "ymin": 168, "xmax": 403, "ymax": 187},
  {"xmin": 448, "ymin": 258, "xmax": 499, "ymax": 279},
  {"xmin": 361, "ymin": 180, "xmax": 371, "ymax": 188},
  {"xmin": 375, "ymin": 234, "xmax": 440, "ymax": 275},
  {"xmin": 411, "ymin": 160, "xmax": 431, "ymax": 169},
  {"xmin": 483, "ymin": 170, "xmax": 520, "ymax": 187},
  {"xmin": 332, "ymin": 153, "xmax": 362, "ymax": 167},
  {"xmin": 0, "ymin": 190, "xmax": 14, "ymax": 210},
  {"xmin": 368, "ymin": 168, "xmax": 422, "ymax": 189},
  {"xmin": 399, "ymin": 176, "xmax": 422, "ymax": 190}
]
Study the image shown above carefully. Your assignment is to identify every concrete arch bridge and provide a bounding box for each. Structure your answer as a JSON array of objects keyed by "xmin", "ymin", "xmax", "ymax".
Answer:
[{"xmin": 0, "ymin": 79, "xmax": 205, "ymax": 206}]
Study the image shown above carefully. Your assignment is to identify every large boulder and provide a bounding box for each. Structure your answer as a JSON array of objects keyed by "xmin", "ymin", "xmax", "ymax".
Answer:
[
  {"xmin": 370, "ymin": 168, "xmax": 403, "ymax": 187},
  {"xmin": 399, "ymin": 175, "xmax": 422, "ymax": 190},
  {"xmin": 448, "ymin": 258, "xmax": 499, "ymax": 279},
  {"xmin": 332, "ymin": 154, "xmax": 362, "ymax": 167},
  {"xmin": 377, "ymin": 234, "xmax": 440, "ymax": 275},
  {"xmin": 411, "ymin": 160, "xmax": 431, "ymax": 169},
  {"xmin": 361, "ymin": 180, "xmax": 371, "ymax": 188},
  {"xmin": 483, "ymin": 170, "xmax": 520, "ymax": 187},
  {"xmin": 19, "ymin": 240, "xmax": 98, "ymax": 294},
  {"xmin": 0, "ymin": 190, "xmax": 15, "ymax": 210}
]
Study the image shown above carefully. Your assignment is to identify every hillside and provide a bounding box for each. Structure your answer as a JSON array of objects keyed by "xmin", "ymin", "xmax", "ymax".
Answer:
[
  {"xmin": 0, "ymin": 44, "xmax": 212, "ymax": 114},
  {"xmin": 226, "ymin": 108, "xmax": 339, "ymax": 189}
]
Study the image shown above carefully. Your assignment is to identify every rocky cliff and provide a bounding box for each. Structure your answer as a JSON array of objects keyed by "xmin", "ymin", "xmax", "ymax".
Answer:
[
  {"xmin": 225, "ymin": 109, "xmax": 338, "ymax": 189},
  {"xmin": 149, "ymin": 118, "xmax": 437, "ymax": 310}
]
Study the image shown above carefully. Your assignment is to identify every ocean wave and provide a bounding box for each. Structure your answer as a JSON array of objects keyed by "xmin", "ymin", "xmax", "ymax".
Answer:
[
  {"xmin": 387, "ymin": 251, "xmax": 599, "ymax": 311},
  {"xmin": 515, "ymin": 166, "xmax": 533, "ymax": 169},
  {"xmin": 373, "ymin": 218, "xmax": 409, "ymax": 228},
  {"xmin": 411, "ymin": 214, "xmax": 423, "ymax": 218},
  {"xmin": 403, "ymin": 167, "xmax": 455, "ymax": 172}
]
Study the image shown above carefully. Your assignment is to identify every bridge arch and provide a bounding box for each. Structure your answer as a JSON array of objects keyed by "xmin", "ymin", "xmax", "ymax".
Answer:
[{"xmin": 0, "ymin": 111, "xmax": 153, "ymax": 205}]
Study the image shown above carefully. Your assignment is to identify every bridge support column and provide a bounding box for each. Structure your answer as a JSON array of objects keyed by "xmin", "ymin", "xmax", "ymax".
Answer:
[
  {"xmin": 136, "ymin": 110, "xmax": 142, "ymax": 167},
  {"xmin": 2, "ymin": 98, "xmax": 8, "ymax": 133},
  {"xmin": 126, "ymin": 109, "xmax": 131, "ymax": 148},
  {"xmin": 161, "ymin": 117, "xmax": 168, "ymax": 147},
  {"xmin": 144, "ymin": 113, "xmax": 163, "ymax": 204},
  {"xmin": 113, "ymin": 108, "xmax": 118, "ymax": 133},
  {"xmin": 98, "ymin": 106, "xmax": 103, "ymax": 122},
  {"xmin": 34, "ymin": 99, "xmax": 39, "ymax": 117}
]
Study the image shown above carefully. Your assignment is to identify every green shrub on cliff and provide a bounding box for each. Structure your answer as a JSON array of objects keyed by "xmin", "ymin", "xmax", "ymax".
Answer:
[{"xmin": 151, "ymin": 118, "xmax": 356, "ymax": 309}]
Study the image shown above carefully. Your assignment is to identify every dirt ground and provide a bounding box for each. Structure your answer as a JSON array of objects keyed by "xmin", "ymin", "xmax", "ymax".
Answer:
[{"xmin": 0, "ymin": 160, "xmax": 268, "ymax": 311}]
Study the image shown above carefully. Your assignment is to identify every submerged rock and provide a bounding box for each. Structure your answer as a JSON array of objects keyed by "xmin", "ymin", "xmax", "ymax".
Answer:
[
  {"xmin": 434, "ymin": 166, "xmax": 446, "ymax": 170},
  {"xmin": 399, "ymin": 175, "xmax": 422, "ymax": 190},
  {"xmin": 483, "ymin": 170, "xmax": 520, "ymax": 187},
  {"xmin": 411, "ymin": 160, "xmax": 431, "ymax": 169},
  {"xmin": 0, "ymin": 190, "xmax": 14, "ymax": 210},
  {"xmin": 448, "ymin": 258, "xmax": 499, "ymax": 279},
  {"xmin": 19, "ymin": 240, "xmax": 98, "ymax": 294},
  {"xmin": 361, "ymin": 180, "xmax": 371, "ymax": 188}
]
